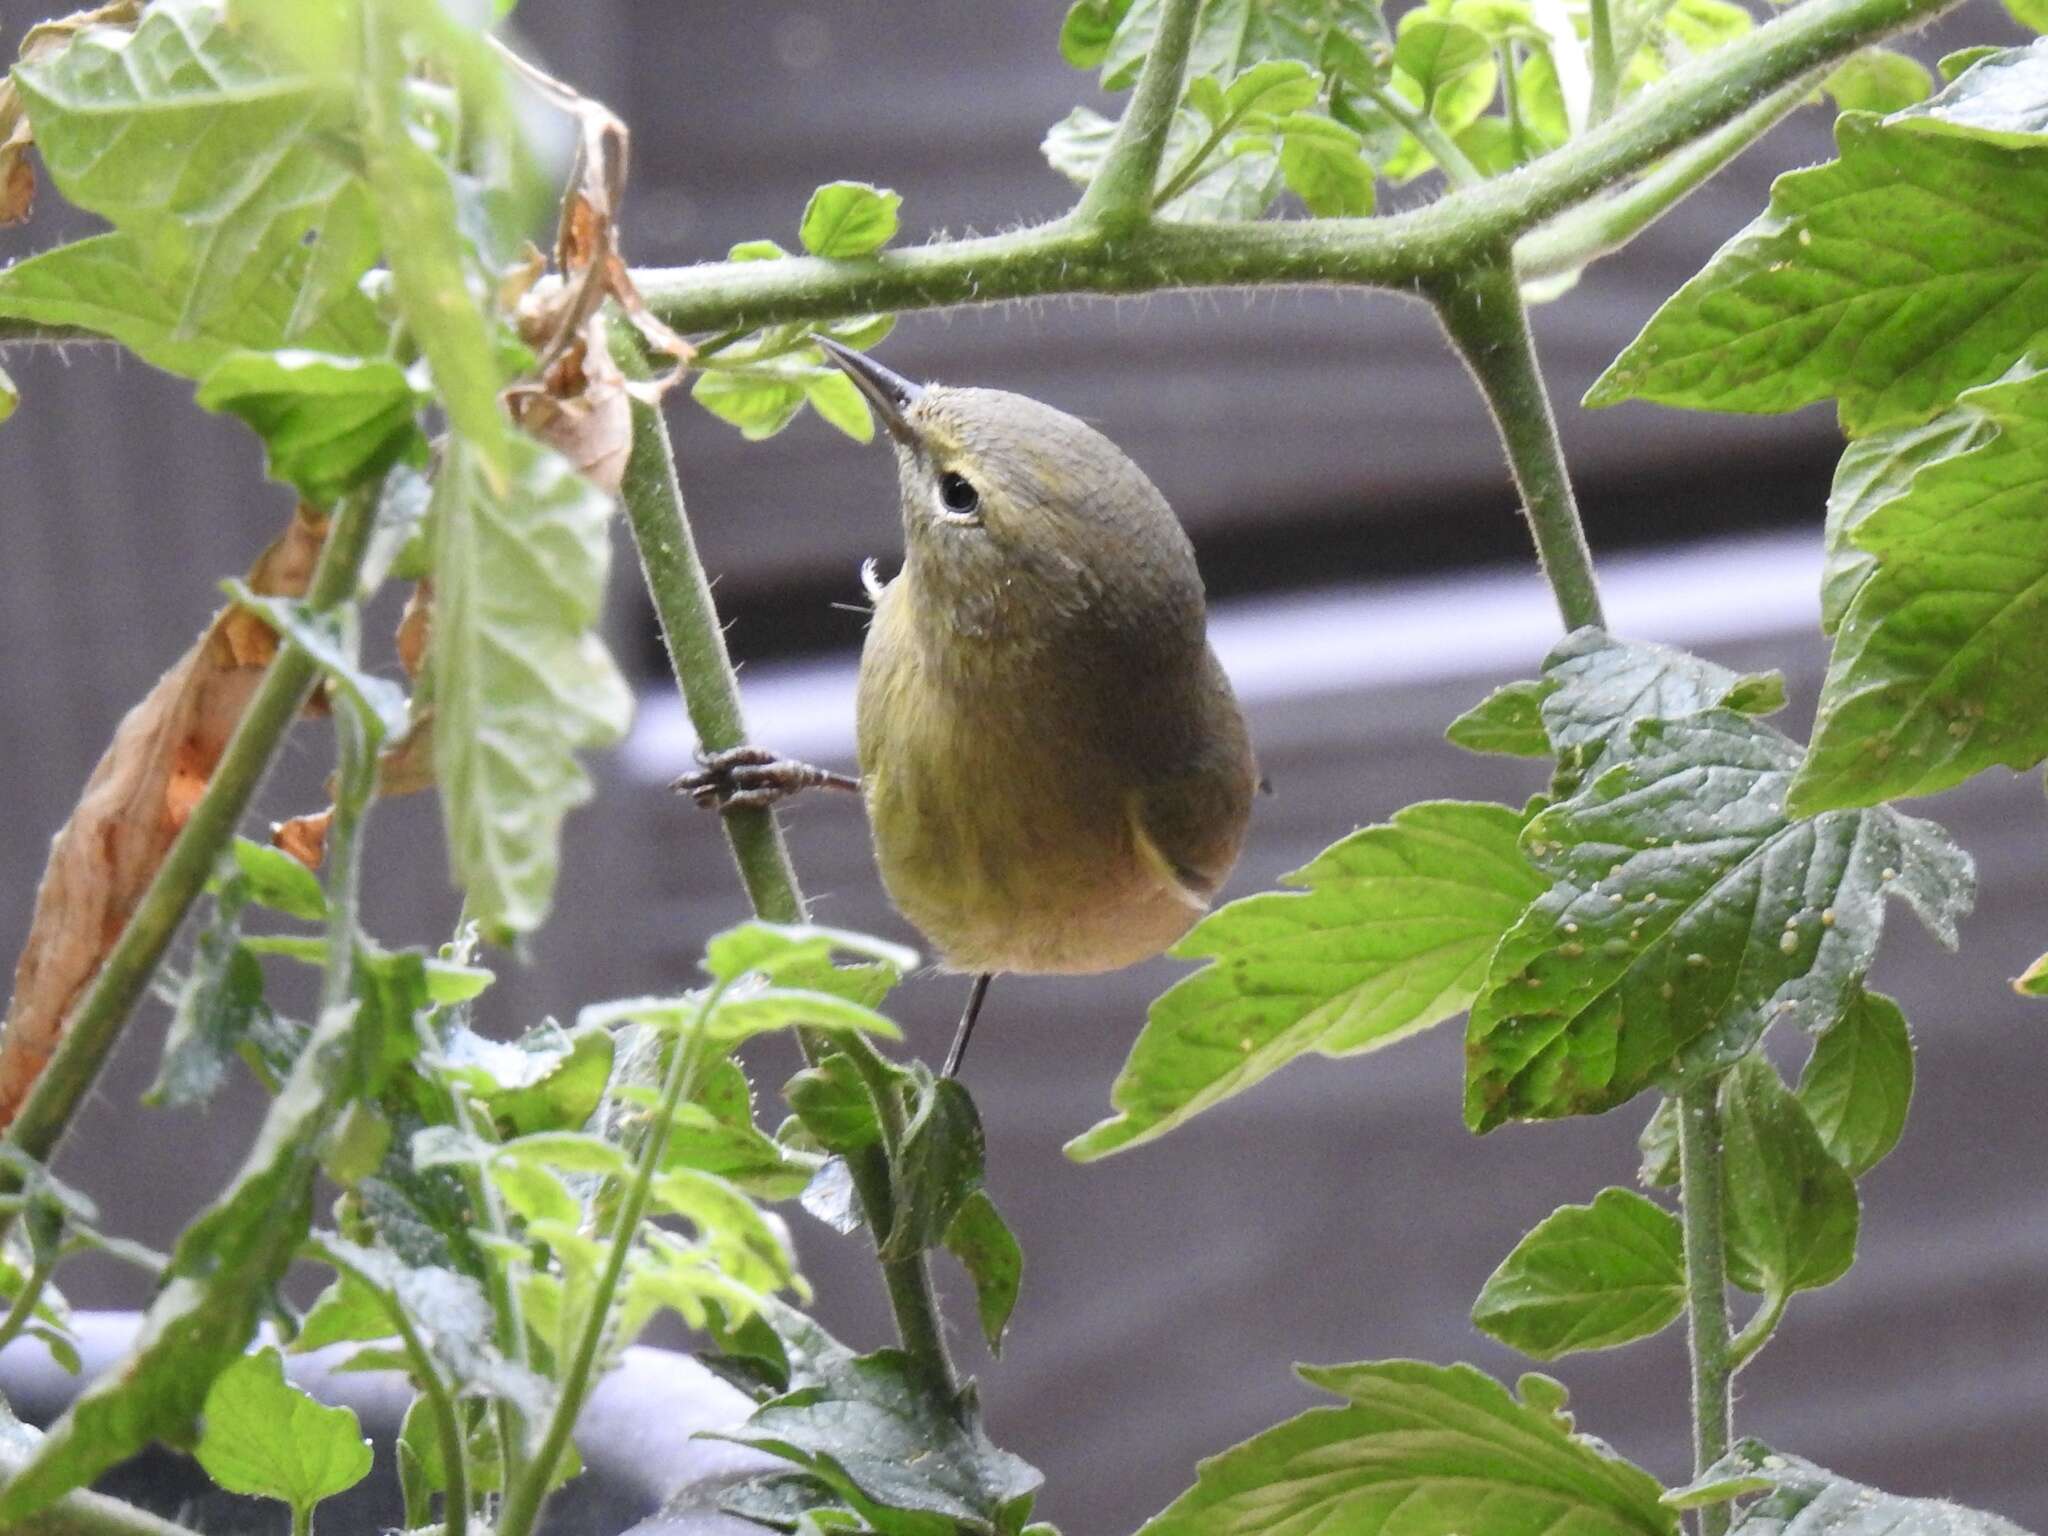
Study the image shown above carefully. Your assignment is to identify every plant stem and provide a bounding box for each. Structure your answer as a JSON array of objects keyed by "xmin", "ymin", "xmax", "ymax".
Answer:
[
  {"xmin": 1589, "ymin": 0, "xmax": 1620, "ymax": 124},
  {"xmin": 1727, "ymin": 1287, "xmax": 1788, "ymax": 1372},
  {"xmin": 495, "ymin": 985, "xmax": 724, "ymax": 1536},
  {"xmin": 1678, "ymin": 1081, "xmax": 1735, "ymax": 1536},
  {"xmin": 0, "ymin": 479, "xmax": 385, "ymax": 1201},
  {"xmin": 1152, "ymin": 118, "xmax": 1238, "ymax": 211},
  {"xmin": 388, "ymin": 1305, "xmax": 467, "ymax": 1536},
  {"xmin": 0, "ymin": 1477, "xmax": 202, "ymax": 1536},
  {"xmin": 0, "ymin": 1251, "xmax": 55, "ymax": 1356},
  {"xmin": 1428, "ymin": 259, "xmax": 1605, "ymax": 632},
  {"xmin": 612, "ymin": 362, "xmax": 955, "ymax": 1393},
  {"xmin": 1365, "ymin": 80, "xmax": 1484, "ymax": 188},
  {"xmin": 1514, "ymin": 72, "xmax": 1817, "ymax": 281},
  {"xmin": 623, "ymin": 0, "xmax": 1952, "ymax": 332},
  {"xmin": 1074, "ymin": 0, "xmax": 1204, "ymax": 230}
]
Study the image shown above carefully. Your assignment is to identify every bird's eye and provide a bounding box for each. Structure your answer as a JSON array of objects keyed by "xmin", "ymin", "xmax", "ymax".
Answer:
[{"xmin": 938, "ymin": 471, "xmax": 981, "ymax": 518}]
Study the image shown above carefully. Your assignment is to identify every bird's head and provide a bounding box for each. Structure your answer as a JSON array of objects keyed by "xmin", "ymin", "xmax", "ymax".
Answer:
[{"xmin": 819, "ymin": 338, "xmax": 1201, "ymax": 644}]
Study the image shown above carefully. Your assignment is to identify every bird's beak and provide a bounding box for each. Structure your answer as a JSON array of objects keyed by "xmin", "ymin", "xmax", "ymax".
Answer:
[{"xmin": 816, "ymin": 337, "xmax": 924, "ymax": 446}]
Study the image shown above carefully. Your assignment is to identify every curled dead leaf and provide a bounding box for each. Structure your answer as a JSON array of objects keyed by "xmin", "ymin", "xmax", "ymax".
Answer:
[
  {"xmin": 506, "ymin": 319, "xmax": 631, "ymax": 495},
  {"xmin": 0, "ymin": 505, "xmax": 326, "ymax": 1129},
  {"xmin": 395, "ymin": 579, "xmax": 431, "ymax": 681},
  {"xmin": 375, "ymin": 709, "xmax": 437, "ymax": 799},
  {"xmin": 272, "ymin": 809, "xmax": 333, "ymax": 873}
]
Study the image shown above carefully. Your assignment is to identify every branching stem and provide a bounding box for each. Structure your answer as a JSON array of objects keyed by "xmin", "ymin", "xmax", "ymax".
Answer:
[
  {"xmin": 1074, "ymin": 0, "xmax": 1204, "ymax": 229},
  {"xmin": 1365, "ymin": 81, "xmax": 1484, "ymax": 187},
  {"xmin": 1678, "ymin": 1081, "xmax": 1735, "ymax": 1536}
]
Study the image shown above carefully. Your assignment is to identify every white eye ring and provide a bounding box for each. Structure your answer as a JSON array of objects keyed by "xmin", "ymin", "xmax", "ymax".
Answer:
[{"xmin": 937, "ymin": 471, "xmax": 982, "ymax": 522}]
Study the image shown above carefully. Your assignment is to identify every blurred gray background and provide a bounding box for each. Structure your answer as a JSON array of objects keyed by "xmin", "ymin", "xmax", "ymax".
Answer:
[{"xmin": 4, "ymin": 1, "xmax": 2045, "ymax": 1529}]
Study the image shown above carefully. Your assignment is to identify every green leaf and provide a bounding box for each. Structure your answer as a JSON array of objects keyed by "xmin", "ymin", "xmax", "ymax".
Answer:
[
  {"xmin": 693, "ymin": 369, "xmax": 808, "ymax": 441},
  {"xmin": 786, "ymin": 1055, "xmax": 883, "ymax": 1154},
  {"xmin": 1793, "ymin": 363, "xmax": 2048, "ymax": 812},
  {"xmin": 1539, "ymin": 630, "xmax": 1786, "ymax": 788},
  {"xmin": 664, "ymin": 1059, "xmax": 821, "ymax": 1201},
  {"xmin": 1466, "ymin": 704, "xmax": 1972, "ymax": 1131},
  {"xmin": 1637, "ymin": 1097, "xmax": 1680, "ymax": 1188},
  {"xmin": 1062, "ymin": 0, "xmax": 1137, "ymax": 68},
  {"xmin": 799, "ymin": 182, "xmax": 902, "ymax": 259},
  {"xmin": 1137, "ymin": 1361, "xmax": 1676, "ymax": 1536},
  {"xmin": 2009, "ymin": 0, "xmax": 2048, "ymax": 30},
  {"xmin": 0, "ymin": 364, "xmax": 16, "ymax": 425},
  {"xmin": 430, "ymin": 432, "xmax": 633, "ymax": 937},
  {"xmin": 882, "ymin": 1077, "xmax": 985, "ymax": 1262},
  {"xmin": 708, "ymin": 1348, "xmax": 1042, "ymax": 1536},
  {"xmin": 943, "ymin": 1191, "xmax": 1023, "ymax": 1357},
  {"xmin": 1587, "ymin": 113, "xmax": 2048, "ymax": 435},
  {"xmin": 231, "ymin": 838, "xmax": 329, "ymax": 922},
  {"xmin": 1279, "ymin": 118, "xmax": 1375, "ymax": 215},
  {"xmin": 192, "ymin": 1348, "xmax": 371, "ymax": 1517},
  {"xmin": 1223, "ymin": 58, "xmax": 1322, "ymax": 118},
  {"xmin": 441, "ymin": 1021, "xmax": 610, "ymax": 1136},
  {"xmin": 583, "ymin": 988, "xmax": 902, "ymax": 1049},
  {"xmin": 1797, "ymin": 985, "xmax": 1913, "ymax": 1176},
  {"xmin": 0, "ymin": 233, "xmax": 385, "ymax": 381},
  {"xmin": 1470, "ymin": 1189, "xmax": 1685, "ymax": 1360},
  {"xmin": 1939, "ymin": 46, "xmax": 2007, "ymax": 82},
  {"xmin": 1447, "ymin": 679, "xmax": 1556, "ymax": 757},
  {"xmin": 1041, "ymin": 105, "xmax": 1120, "ymax": 187},
  {"xmin": 805, "ymin": 370, "xmax": 877, "ymax": 442},
  {"xmin": 1819, "ymin": 406, "xmax": 1995, "ymax": 635},
  {"xmin": 0, "ymin": 996, "xmax": 381, "ymax": 1520},
  {"xmin": 1823, "ymin": 49, "xmax": 1933, "ymax": 113},
  {"xmin": 1069, "ymin": 801, "xmax": 1544, "ymax": 1160},
  {"xmin": 650, "ymin": 1168, "xmax": 799, "ymax": 1298},
  {"xmin": 1668, "ymin": 1441, "xmax": 2030, "ymax": 1535},
  {"xmin": 703, "ymin": 923, "xmax": 917, "ymax": 990},
  {"xmin": 1721, "ymin": 1056, "xmax": 1859, "ymax": 1300},
  {"xmin": 1664, "ymin": 0, "xmax": 1752, "ymax": 55},
  {"xmin": 1902, "ymin": 42, "xmax": 2048, "ymax": 142},
  {"xmin": 14, "ymin": 0, "xmax": 370, "ymax": 331},
  {"xmin": 195, "ymin": 351, "xmax": 422, "ymax": 505},
  {"xmin": 1394, "ymin": 14, "xmax": 1492, "ymax": 102},
  {"xmin": 150, "ymin": 938, "xmax": 273, "ymax": 1110}
]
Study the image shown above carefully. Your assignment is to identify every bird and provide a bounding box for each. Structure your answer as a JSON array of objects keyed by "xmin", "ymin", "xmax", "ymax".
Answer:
[{"xmin": 679, "ymin": 341, "xmax": 1257, "ymax": 1077}]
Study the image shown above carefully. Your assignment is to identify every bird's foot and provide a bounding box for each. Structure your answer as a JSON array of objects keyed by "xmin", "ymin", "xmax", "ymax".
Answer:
[{"xmin": 671, "ymin": 745, "xmax": 860, "ymax": 813}]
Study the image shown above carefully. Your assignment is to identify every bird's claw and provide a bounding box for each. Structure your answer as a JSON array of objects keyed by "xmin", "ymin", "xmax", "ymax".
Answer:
[{"xmin": 671, "ymin": 746, "xmax": 860, "ymax": 814}]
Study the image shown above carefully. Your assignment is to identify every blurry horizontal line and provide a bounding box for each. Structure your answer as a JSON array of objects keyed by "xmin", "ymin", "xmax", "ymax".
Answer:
[{"xmin": 621, "ymin": 529, "xmax": 1823, "ymax": 780}]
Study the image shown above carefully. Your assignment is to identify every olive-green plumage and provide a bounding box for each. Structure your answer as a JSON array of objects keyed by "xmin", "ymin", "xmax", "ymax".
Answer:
[{"xmin": 829, "ymin": 347, "xmax": 1256, "ymax": 977}]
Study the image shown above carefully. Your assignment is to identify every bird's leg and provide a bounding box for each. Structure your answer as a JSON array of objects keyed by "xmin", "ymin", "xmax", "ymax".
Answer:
[
  {"xmin": 671, "ymin": 745, "xmax": 861, "ymax": 814},
  {"xmin": 943, "ymin": 973, "xmax": 994, "ymax": 1079}
]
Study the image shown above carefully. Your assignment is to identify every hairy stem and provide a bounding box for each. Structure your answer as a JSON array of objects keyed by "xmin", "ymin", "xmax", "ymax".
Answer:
[
  {"xmin": 1678, "ymin": 1081, "xmax": 1735, "ymax": 1536},
  {"xmin": 495, "ymin": 983, "xmax": 725, "ymax": 1536},
  {"xmin": 1429, "ymin": 259, "xmax": 1605, "ymax": 632},
  {"xmin": 0, "ymin": 479, "xmax": 385, "ymax": 1201},
  {"xmin": 1589, "ymin": 0, "xmax": 1620, "ymax": 124},
  {"xmin": 0, "ymin": 0, "xmax": 1966, "ymax": 359},
  {"xmin": 0, "ymin": 1250, "xmax": 55, "ymax": 1356},
  {"xmin": 1365, "ymin": 81, "xmax": 1484, "ymax": 188},
  {"xmin": 1074, "ymin": 0, "xmax": 1203, "ymax": 229},
  {"xmin": 614, "ymin": 369, "xmax": 954, "ymax": 1392},
  {"xmin": 1514, "ymin": 72, "xmax": 1818, "ymax": 281}
]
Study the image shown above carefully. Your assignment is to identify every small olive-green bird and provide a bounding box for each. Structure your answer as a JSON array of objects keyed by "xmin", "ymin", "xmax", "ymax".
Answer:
[{"xmin": 682, "ymin": 342, "xmax": 1257, "ymax": 1074}]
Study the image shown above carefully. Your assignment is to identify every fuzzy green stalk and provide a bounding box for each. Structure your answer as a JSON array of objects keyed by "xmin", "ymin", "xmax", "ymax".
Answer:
[
  {"xmin": 1678, "ymin": 1081, "xmax": 1736, "ymax": 1536},
  {"xmin": 493, "ymin": 982, "xmax": 726, "ymax": 1536},
  {"xmin": 1074, "ymin": 0, "xmax": 1203, "ymax": 229},
  {"xmin": 1428, "ymin": 259, "xmax": 1605, "ymax": 632}
]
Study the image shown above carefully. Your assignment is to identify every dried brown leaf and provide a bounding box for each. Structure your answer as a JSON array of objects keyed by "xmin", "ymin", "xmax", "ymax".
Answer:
[
  {"xmin": 272, "ymin": 809, "xmax": 333, "ymax": 872},
  {"xmin": 0, "ymin": 507, "xmax": 325, "ymax": 1128},
  {"xmin": 395, "ymin": 579, "xmax": 431, "ymax": 680}
]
